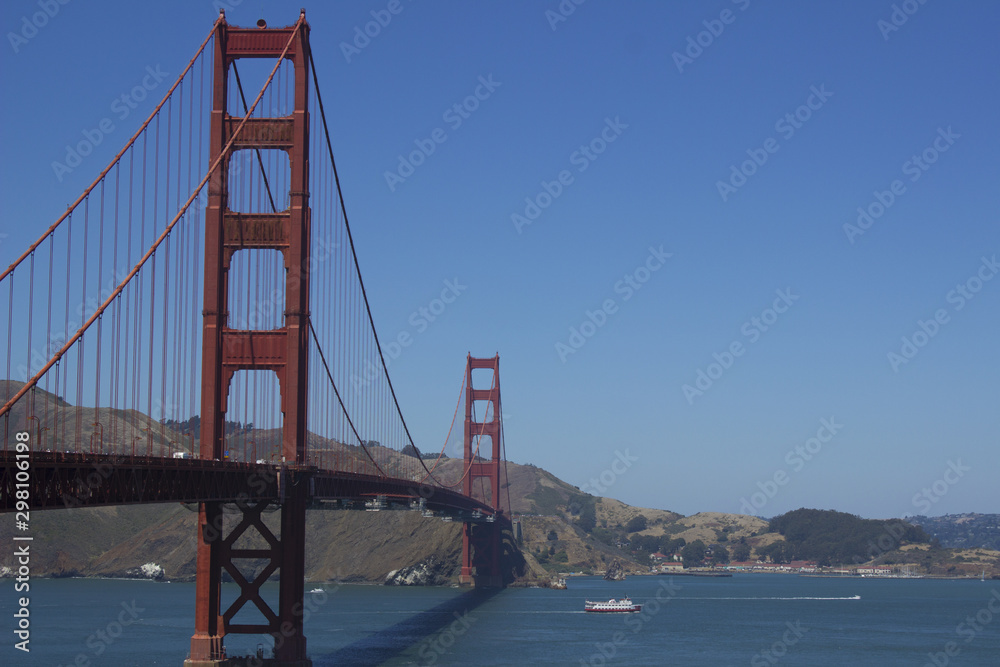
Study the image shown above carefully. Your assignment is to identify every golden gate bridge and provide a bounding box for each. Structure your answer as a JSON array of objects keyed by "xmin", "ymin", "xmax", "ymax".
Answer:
[{"xmin": 0, "ymin": 10, "xmax": 514, "ymax": 666}]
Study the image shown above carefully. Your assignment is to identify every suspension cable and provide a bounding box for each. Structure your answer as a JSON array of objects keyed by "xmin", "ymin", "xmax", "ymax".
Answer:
[
  {"xmin": 416, "ymin": 368, "xmax": 466, "ymax": 478},
  {"xmin": 0, "ymin": 18, "xmax": 222, "ymax": 284},
  {"xmin": 307, "ymin": 40, "xmax": 508, "ymax": 497},
  {"xmin": 306, "ymin": 50, "xmax": 434, "ymax": 477},
  {"xmin": 307, "ymin": 320, "xmax": 386, "ymax": 476}
]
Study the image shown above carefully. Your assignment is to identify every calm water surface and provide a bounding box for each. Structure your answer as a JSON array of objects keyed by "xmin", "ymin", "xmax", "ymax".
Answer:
[{"xmin": 3, "ymin": 575, "xmax": 999, "ymax": 665}]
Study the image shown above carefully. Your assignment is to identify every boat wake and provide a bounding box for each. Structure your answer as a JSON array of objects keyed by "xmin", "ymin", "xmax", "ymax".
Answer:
[{"xmin": 679, "ymin": 595, "xmax": 861, "ymax": 601}]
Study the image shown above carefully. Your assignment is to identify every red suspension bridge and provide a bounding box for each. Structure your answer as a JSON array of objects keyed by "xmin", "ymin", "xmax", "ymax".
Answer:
[{"xmin": 0, "ymin": 10, "xmax": 514, "ymax": 666}]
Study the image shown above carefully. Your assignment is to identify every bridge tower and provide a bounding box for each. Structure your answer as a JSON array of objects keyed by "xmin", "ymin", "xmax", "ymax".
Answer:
[
  {"xmin": 460, "ymin": 354, "xmax": 505, "ymax": 588},
  {"xmin": 188, "ymin": 11, "xmax": 312, "ymax": 667}
]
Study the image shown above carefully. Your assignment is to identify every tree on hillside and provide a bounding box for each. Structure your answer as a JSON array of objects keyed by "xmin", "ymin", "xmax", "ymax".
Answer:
[
  {"xmin": 630, "ymin": 533, "xmax": 661, "ymax": 559},
  {"xmin": 591, "ymin": 527, "xmax": 614, "ymax": 546},
  {"xmin": 625, "ymin": 515, "xmax": 647, "ymax": 533},
  {"xmin": 576, "ymin": 502, "xmax": 597, "ymax": 533},
  {"xmin": 661, "ymin": 537, "xmax": 686, "ymax": 556},
  {"xmin": 711, "ymin": 545, "xmax": 730, "ymax": 564},
  {"xmin": 681, "ymin": 540, "xmax": 707, "ymax": 568},
  {"xmin": 758, "ymin": 541, "xmax": 792, "ymax": 564},
  {"xmin": 732, "ymin": 543, "xmax": 751, "ymax": 562}
]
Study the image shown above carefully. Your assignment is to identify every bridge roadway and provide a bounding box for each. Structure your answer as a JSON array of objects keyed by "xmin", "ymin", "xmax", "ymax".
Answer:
[{"xmin": 0, "ymin": 451, "xmax": 495, "ymax": 517}]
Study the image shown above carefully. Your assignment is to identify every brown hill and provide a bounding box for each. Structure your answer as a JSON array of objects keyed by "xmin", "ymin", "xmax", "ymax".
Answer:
[
  {"xmin": 6, "ymin": 387, "xmax": 997, "ymax": 582},
  {"xmin": 7, "ymin": 390, "xmax": 991, "ymax": 582}
]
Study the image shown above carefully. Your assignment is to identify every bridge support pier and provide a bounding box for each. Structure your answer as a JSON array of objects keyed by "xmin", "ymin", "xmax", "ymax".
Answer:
[
  {"xmin": 272, "ymin": 478, "xmax": 309, "ymax": 664},
  {"xmin": 185, "ymin": 473, "xmax": 313, "ymax": 667},
  {"xmin": 460, "ymin": 355, "xmax": 506, "ymax": 588},
  {"xmin": 461, "ymin": 520, "xmax": 503, "ymax": 588},
  {"xmin": 188, "ymin": 501, "xmax": 226, "ymax": 666}
]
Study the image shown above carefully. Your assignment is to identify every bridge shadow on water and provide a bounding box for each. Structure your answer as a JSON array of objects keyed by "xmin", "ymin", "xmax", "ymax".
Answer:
[{"xmin": 312, "ymin": 588, "xmax": 502, "ymax": 667}]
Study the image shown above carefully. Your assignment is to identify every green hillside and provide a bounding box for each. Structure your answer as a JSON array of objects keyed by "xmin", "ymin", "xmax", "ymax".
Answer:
[{"xmin": 764, "ymin": 508, "xmax": 932, "ymax": 565}]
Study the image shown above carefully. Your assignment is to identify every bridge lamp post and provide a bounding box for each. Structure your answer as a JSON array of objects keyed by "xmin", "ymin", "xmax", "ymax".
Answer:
[
  {"xmin": 91, "ymin": 421, "xmax": 103, "ymax": 455},
  {"xmin": 26, "ymin": 415, "xmax": 38, "ymax": 453},
  {"xmin": 132, "ymin": 435, "xmax": 141, "ymax": 459},
  {"xmin": 141, "ymin": 427, "xmax": 153, "ymax": 457},
  {"xmin": 39, "ymin": 426, "xmax": 49, "ymax": 453}
]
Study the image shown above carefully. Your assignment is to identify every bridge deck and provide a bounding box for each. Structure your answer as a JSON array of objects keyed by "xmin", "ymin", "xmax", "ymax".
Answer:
[{"xmin": 1, "ymin": 452, "xmax": 494, "ymax": 516}]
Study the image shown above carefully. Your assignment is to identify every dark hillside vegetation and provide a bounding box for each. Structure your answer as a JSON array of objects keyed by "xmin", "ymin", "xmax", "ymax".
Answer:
[{"xmin": 765, "ymin": 509, "xmax": 931, "ymax": 565}]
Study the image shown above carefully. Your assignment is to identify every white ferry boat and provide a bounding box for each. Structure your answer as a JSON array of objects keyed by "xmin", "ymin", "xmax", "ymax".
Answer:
[{"xmin": 584, "ymin": 596, "xmax": 642, "ymax": 613}]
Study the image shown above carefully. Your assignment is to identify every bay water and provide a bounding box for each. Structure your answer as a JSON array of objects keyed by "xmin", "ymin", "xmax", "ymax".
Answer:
[{"xmin": 4, "ymin": 574, "xmax": 999, "ymax": 665}]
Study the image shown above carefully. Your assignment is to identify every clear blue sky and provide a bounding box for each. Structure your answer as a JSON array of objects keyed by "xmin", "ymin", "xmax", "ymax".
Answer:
[{"xmin": 2, "ymin": 1, "xmax": 997, "ymax": 519}]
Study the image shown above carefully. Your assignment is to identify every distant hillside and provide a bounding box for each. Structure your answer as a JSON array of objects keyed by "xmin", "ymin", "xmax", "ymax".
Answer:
[
  {"xmin": 2, "ymin": 395, "xmax": 997, "ymax": 582},
  {"xmin": 0, "ymin": 502, "xmax": 539, "ymax": 585},
  {"xmin": 909, "ymin": 514, "xmax": 1000, "ymax": 551},
  {"xmin": 0, "ymin": 453, "xmax": 686, "ymax": 582}
]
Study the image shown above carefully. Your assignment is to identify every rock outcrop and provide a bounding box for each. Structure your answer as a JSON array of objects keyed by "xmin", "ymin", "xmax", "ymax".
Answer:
[
  {"xmin": 384, "ymin": 556, "xmax": 454, "ymax": 586},
  {"xmin": 603, "ymin": 559, "xmax": 626, "ymax": 581},
  {"xmin": 124, "ymin": 562, "xmax": 165, "ymax": 580}
]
